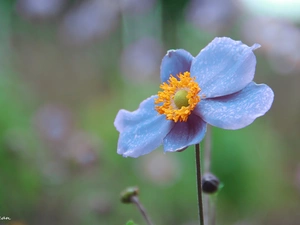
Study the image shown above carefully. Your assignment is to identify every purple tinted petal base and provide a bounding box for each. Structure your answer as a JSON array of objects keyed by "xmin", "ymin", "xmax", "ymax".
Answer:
[
  {"xmin": 194, "ymin": 82, "xmax": 274, "ymax": 129},
  {"xmin": 160, "ymin": 49, "xmax": 194, "ymax": 83},
  {"xmin": 114, "ymin": 95, "xmax": 174, "ymax": 158},
  {"xmin": 163, "ymin": 114, "xmax": 207, "ymax": 152},
  {"xmin": 191, "ymin": 37, "xmax": 259, "ymax": 98}
]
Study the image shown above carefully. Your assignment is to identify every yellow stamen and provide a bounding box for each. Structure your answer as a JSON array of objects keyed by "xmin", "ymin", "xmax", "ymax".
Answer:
[{"xmin": 155, "ymin": 71, "xmax": 201, "ymax": 122}]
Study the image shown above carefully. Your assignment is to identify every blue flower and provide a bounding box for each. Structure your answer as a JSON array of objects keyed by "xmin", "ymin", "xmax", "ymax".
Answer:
[{"xmin": 114, "ymin": 37, "xmax": 274, "ymax": 158}]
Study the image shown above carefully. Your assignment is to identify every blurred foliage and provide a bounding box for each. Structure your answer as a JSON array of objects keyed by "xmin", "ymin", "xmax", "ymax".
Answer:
[
  {"xmin": 126, "ymin": 220, "xmax": 138, "ymax": 225},
  {"xmin": 0, "ymin": 0, "xmax": 299, "ymax": 225}
]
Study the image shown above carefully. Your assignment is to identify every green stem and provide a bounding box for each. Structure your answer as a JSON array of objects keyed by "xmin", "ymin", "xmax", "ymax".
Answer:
[
  {"xmin": 204, "ymin": 125, "xmax": 211, "ymax": 225},
  {"xmin": 210, "ymin": 196, "xmax": 217, "ymax": 225},
  {"xmin": 130, "ymin": 196, "xmax": 154, "ymax": 225},
  {"xmin": 204, "ymin": 125, "xmax": 217, "ymax": 225},
  {"xmin": 195, "ymin": 143, "xmax": 204, "ymax": 225},
  {"xmin": 204, "ymin": 125, "xmax": 212, "ymax": 173}
]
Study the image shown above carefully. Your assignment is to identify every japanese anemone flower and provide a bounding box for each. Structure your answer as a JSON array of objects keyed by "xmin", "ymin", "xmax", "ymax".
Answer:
[{"xmin": 114, "ymin": 37, "xmax": 274, "ymax": 158}]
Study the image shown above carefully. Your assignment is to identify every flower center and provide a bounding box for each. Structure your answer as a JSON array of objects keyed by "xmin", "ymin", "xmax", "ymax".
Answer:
[
  {"xmin": 174, "ymin": 90, "xmax": 189, "ymax": 108},
  {"xmin": 155, "ymin": 71, "xmax": 201, "ymax": 122}
]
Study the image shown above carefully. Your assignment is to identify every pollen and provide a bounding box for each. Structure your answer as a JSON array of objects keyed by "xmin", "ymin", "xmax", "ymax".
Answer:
[{"xmin": 155, "ymin": 71, "xmax": 201, "ymax": 122}]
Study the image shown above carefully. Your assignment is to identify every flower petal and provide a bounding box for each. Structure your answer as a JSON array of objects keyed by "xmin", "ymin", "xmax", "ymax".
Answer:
[
  {"xmin": 114, "ymin": 95, "xmax": 174, "ymax": 158},
  {"xmin": 190, "ymin": 37, "xmax": 260, "ymax": 98},
  {"xmin": 160, "ymin": 49, "xmax": 194, "ymax": 83},
  {"xmin": 194, "ymin": 82, "xmax": 274, "ymax": 129},
  {"xmin": 163, "ymin": 114, "xmax": 207, "ymax": 152}
]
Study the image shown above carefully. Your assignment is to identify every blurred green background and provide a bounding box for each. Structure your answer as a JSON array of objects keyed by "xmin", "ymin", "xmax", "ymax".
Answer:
[{"xmin": 0, "ymin": 0, "xmax": 300, "ymax": 225}]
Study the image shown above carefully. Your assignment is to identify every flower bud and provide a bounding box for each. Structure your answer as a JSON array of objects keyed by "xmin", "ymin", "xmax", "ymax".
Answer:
[
  {"xmin": 202, "ymin": 173, "xmax": 220, "ymax": 194},
  {"xmin": 120, "ymin": 187, "xmax": 139, "ymax": 204}
]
